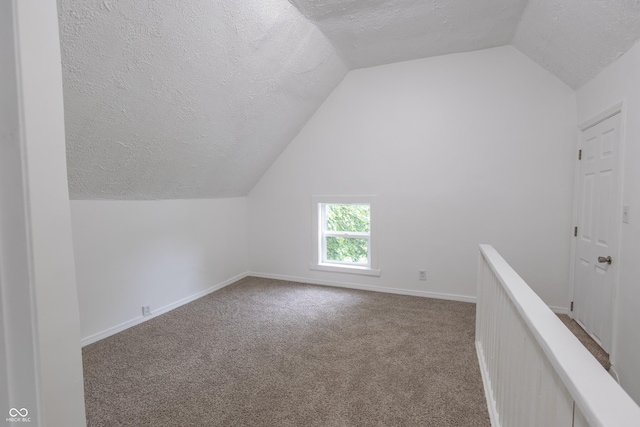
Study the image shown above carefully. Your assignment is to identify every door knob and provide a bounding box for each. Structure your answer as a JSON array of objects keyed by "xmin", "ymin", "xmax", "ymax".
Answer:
[{"xmin": 598, "ymin": 256, "xmax": 612, "ymax": 265}]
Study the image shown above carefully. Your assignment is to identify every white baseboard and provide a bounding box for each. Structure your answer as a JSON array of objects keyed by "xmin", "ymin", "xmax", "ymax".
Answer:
[
  {"xmin": 81, "ymin": 272, "xmax": 248, "ymax": 347},
  {"xmin": 248, "ymin": 271, "xmax": 476, "ymax": 303},
  {"xmin": 549, "ymin": 305, "xmax": 570, "ymax": 315},
  {"xmin": 476, "ymin": 341, "xmax": 500, "ymax": 427}
]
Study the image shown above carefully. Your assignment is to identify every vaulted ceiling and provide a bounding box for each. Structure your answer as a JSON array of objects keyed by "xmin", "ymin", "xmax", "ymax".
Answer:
[
  {"xmin": 513, "ymin": 0, "xmax": 640, "ymax": 88},
  {"xmin": 290, "ymin": 0, "xmax": 530, "ymax": 69},
  {"xmin": 59, "ymin": 0, "xmax": 347, "ymax": 199},
  {"xmin": 58, "ymin": 0, "xmax": 640, "ymax": 199}
]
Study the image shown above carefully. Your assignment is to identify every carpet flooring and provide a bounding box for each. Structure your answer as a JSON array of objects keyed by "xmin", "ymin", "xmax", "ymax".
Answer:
[{"xmin": 82, "ymin": 277, "xmax": 490, "ymax": 426}]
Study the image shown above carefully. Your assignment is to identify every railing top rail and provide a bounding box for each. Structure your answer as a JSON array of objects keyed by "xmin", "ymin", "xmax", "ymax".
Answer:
[{"xmin": 479, "ymin": 244, "xmax": 640, "ymax": 427}]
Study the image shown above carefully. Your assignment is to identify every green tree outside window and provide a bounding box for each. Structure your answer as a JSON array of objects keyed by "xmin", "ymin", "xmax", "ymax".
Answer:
[{"xmin": 325, "ymin": 204, "xmax": 370, "ymax": 263}]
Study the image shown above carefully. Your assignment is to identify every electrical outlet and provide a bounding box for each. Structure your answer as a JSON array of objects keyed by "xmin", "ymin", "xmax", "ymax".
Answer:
[
  {"xmin": 142, "ymin": 305, "xmax": 151, "ymax": 317},
  {"xmin": 419, "ymin": 270, "xmax": 427, "ymax": 281}
]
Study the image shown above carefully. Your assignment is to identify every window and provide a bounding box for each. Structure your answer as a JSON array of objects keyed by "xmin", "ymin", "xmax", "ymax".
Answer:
[{"xmin": 311, "ymin": 196, "xmax": 379, "ymax": 276}]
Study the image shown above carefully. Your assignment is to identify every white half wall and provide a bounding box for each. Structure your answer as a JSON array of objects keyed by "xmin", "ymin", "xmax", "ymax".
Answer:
[
  {"xmin": 70, "ymin": 198, "xmax": 248, "ymax": 345},
  {"xmin": 248, "ymin": 45, "xmax": 577, "ymax": 309},
  {"xmin": 576, "ymin": 39, "xmax": 640, "ymax": 405}
]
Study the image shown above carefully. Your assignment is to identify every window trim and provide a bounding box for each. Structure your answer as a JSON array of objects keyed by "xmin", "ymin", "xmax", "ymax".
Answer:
[{"xmin": 310, "ymin": 195, "xmax": 380, "ymax": 276}]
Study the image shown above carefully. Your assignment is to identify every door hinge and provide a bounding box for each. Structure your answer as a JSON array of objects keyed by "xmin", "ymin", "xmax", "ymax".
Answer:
[
  {"xmin": 578, "ymin": 149, "xmax": 582, "ymax": 160},
  {"xmin": 574, "ymin": 226, "xmax": 578, "ymax": 237},
  {"xmin": 570, "ymin": 301, "xmax": 574, "ymax": 312}
]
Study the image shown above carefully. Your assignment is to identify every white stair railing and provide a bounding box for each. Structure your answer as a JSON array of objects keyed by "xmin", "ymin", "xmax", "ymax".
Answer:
[{"xmin": 476, "ymin": 244, "xmax": 640, "ymax": 427}]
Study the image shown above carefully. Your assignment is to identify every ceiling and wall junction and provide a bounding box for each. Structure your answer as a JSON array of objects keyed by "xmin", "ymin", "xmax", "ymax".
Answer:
[{"xmin": 57, "ymin": 0, "xmax": 640, "ymax": 199}]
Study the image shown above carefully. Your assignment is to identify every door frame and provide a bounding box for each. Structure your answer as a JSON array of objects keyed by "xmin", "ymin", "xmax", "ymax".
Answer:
[
  {"xmin": 2, "ymin": 0, "xmax": 88, "ymax": 424},
  {"xmin": 569, "ymin": 101, "xmax": 626, "ymax": 372},
  {"xmin": 1, "ymin": 0, "xmax": 44, "ymax": 422}
]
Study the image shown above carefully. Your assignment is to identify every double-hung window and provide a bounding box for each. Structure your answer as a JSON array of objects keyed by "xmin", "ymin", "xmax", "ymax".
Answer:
[{"xmin": 311, "ymin": 196, "xmax": 379, "ymax": 276}]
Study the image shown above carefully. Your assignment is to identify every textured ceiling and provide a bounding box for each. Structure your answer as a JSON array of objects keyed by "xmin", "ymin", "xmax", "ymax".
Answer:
[
  {"xmin": 513, "ymin": 0, "xmax": 640, "ymax": 89},
  {"xmin": 58, "ymin": 0, "xmax": 640, "ymax": 199},
  {"xmin": 289, "ymin": 0, "xmax": 529, "ymax": 69},
  {"xmin": 59, "ymin": 0, "xmax": 347, "ymax": 199},
  {"xmin": 289, "ymin": 0, "xmax": 640, "ymax": 88}
]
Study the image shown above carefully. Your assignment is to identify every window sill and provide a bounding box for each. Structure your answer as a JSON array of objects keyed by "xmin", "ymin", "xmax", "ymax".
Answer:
[{"xmin": 309, "ymin": 263, "xmax": 381, "ymax": 277}]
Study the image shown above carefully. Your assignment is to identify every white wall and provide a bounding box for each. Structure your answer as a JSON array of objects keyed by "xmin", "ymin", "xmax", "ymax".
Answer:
[
  {"xmin": 10, "ymin": 1, "xmax": 88, "ymax": 425},
  {"xmin": 1, "ymin": 0, "xmax": 40, "ymax": 419},
  {"xmin": 576, "ymin": 40, "xmax": 640, "ymax": 404},
  {"xmin": 248, "ymin": 45, "xmax": 577, "ymax": 309},
  {"xmin": 71, "ymin": 198, "xmax": 248, "ymax": 344}
]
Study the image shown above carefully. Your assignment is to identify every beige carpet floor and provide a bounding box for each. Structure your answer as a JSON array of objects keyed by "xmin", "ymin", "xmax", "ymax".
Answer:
[{"xmin": 82, "ymin": 277, "xmax": 490, "ymax": 426}]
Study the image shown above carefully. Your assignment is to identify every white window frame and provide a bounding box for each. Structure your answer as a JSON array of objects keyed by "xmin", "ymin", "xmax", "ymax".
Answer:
[{"xmin": 310, "ymin": 195, "xmax": 380, "ymax": 276}]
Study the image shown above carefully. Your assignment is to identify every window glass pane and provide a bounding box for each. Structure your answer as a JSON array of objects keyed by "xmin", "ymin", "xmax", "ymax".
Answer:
[
  {"xmin": 326, "ymin": 237, "xmax": 369, "ymax": 264},
  {"xmin": 325, "ymin": 204, "xmax": 370, "ymax": 233}
]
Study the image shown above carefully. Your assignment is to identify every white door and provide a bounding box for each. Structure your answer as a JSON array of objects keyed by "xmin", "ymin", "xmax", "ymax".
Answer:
[{"xmin": 573, "ymin": 112, "xmax": 621, "ymax": 354}]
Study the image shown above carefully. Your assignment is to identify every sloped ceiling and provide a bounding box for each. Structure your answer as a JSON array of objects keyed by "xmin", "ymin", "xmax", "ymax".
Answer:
[
  {"xmin": 290, "ymin": 0, "xmax": 640, "ymax": 88},
  {"xmin": 289, "ymin": 0, "xmax": 530, "ymax": 69},
  {"xmin": 58, "ymin": 0, "xmax": 640, "ymax": 199},
  {"xmin": 59, "ymin": 0, "xmax": 347, "ymax": 199},
  {"xmin": 513, "ymin": 0, "xmax": 640, "ymax": 89}
]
